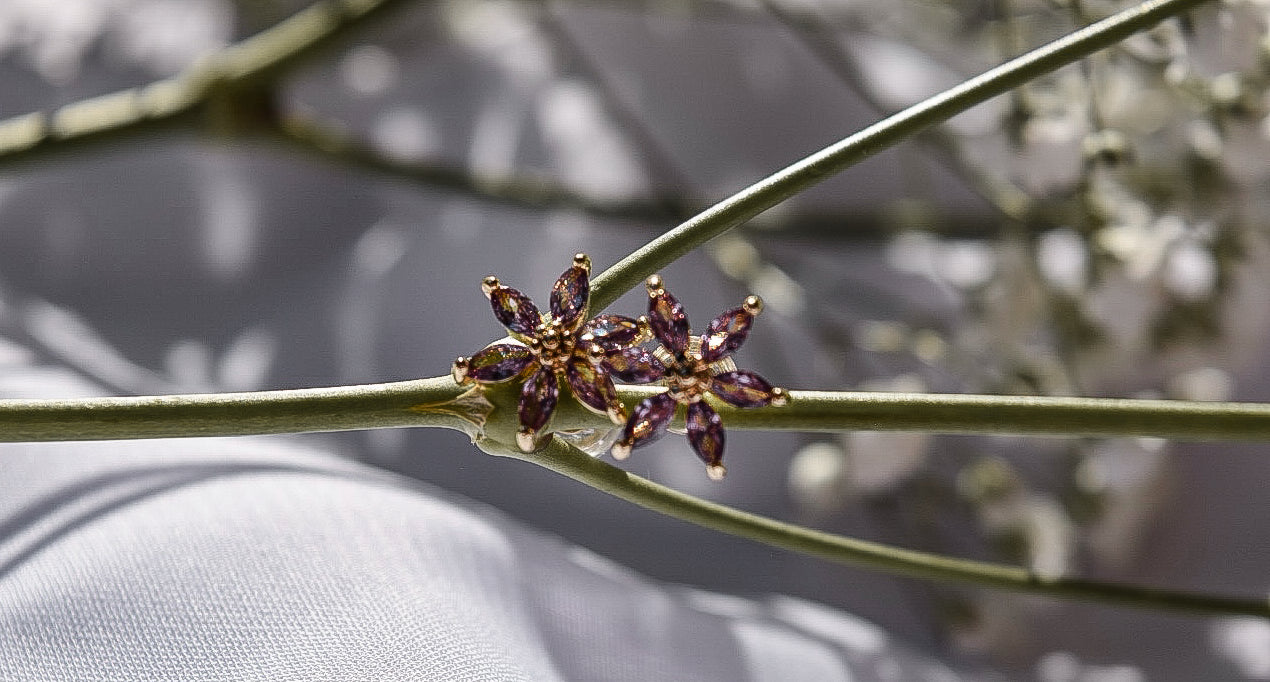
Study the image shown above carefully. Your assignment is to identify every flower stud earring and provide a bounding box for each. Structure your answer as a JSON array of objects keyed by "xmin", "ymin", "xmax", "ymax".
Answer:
[
  {"xmin": 452, "ymin": 254, "xmax": 647, "ymax": 452},
  {"xmin": 610, "ymin": 275, "xmax": 788, "ymax": 480}
]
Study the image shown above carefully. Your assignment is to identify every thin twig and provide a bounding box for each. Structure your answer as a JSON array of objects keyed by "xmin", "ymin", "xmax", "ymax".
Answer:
[
  {"xmin": 752, "ymin": 0, "xmax": 1034, "ymax": 222},
  {"xmin": 488, "ymin": 436, "xmax": 1270, "ymax": 617}
]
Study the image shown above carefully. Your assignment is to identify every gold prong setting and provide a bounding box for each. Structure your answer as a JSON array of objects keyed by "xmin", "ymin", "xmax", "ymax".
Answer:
[
  {"xmin": 611, "ymin": 275, "xmax": 788, "ymax": 480},
  {"xmin": 453, "ymin": 259, "xmax": 786, "ymax": 475},
  {"xmin": 454, "ymin": 254, "xmax": 652, "ymax": 454}
]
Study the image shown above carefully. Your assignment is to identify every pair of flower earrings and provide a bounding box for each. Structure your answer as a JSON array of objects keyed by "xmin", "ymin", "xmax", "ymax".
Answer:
[{"xmin": 451, "ymin": 254, "xmax": 787, "ymax": 480}]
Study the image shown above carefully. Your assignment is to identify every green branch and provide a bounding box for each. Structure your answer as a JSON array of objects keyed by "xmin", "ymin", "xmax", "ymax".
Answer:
[
  {"xmin": 0, "ymin": 377, "xmax": 476, "ymax": 442},
  {"xmin": 588, "ymin": 0, "xmax": 1210, "ymax": 310},
  {"xmin": 8, "ymin": 377, "xmax": 1270, "ymax": 443},
  {"xmin": 486, "ymin": 436, "xmax": 1270, "ymax": 617},
  {"xmin": 722, "ymin": 390, "xmax": 1270, "ymax": 440},
  {"xmin": 553, "ymin": 387, "xmax": 1270, "ymax": 441}
]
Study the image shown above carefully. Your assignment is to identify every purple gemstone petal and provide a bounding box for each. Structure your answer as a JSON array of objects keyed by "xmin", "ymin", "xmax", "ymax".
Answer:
[
  {"xmin": 582, "ymin": 315, "xmax": 642, "ymax": 350},
  {"xmin": 466, "ymin": 344, "xmax": 534, "ymax": 383},
  {"xmin": 550, "ymin": 264, "xmax": 590, "ymax": 330},
  {"xmin": 621, "ymin": 392, "xmax": 677, "ymax": 449},
  {"xmin": 565, "ymin": 358, "xmax": 618, "ymax": 414},
  {"xmin": 648, "ymin": 288, "xmax": 690, "ymax": 355},
  {"xmin": 603, "ymin": 348, "xmax": 665, "ymax": 384},
  {"xmin": 700, "ymin": 307, "xmax": 753, "ymax": 362},
  {"xmin": 686, "ymin": 401, "xmax": 725, "ymax": 467},
  {"xmin": 710, "ymin": 370, "xmax": 778, "ymax": 408},
  {"xmin": 490, "ymin": 286, "xmax": 541, "ymax": 336},
  {"xmin": 518, "ymin": 367, "xmax": 559, "ymax": 432}
]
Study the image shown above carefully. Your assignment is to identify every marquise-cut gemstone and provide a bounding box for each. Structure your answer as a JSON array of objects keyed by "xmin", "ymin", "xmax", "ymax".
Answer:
[
  {"xmin": 490, "ymin": 286, "xmax": 541, "ymax": 336},
  {"xmin": 583, "ymin": 315, "xmax": 642, "ymax": 350},
  {"xmin": 603, "ymin": 348, "xmax": 665, "ymax": 384},
  {"xmin": 710, "ymin": 370, "xmax": 778, "ymax": 407},
  {"xmin": 700, "ymin": 307, "xmax": 753, "ymax": 362},
  {"xmin": 686, "ymin": 401, "xmax": 725, "ymax": 466},
  {"xmin": 467, "ymin": 344, "xmax": 533, "ymax": 382},
  {"xmin": 622, "ymin": 392, "xmax": 677, "ymax": 449},
  {"xmin": 649, "ymin": 289, "xmax": 690, "ymax": 354},
  {"xmin": 518, "ymin": 367, "xmax": 559, "ymax": 432},
  {"xmin": 550, "ymin": 264, "xmax": 589, "ymax": 330},
  {"xmin": 565, "ymin": 357, "xmax": 618, "ymax": 414}
]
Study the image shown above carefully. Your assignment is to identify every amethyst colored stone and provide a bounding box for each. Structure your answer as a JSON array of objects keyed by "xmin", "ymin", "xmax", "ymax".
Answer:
[
  {"xmin": 518, "ymin": 367, "xmax": 559, "ymax": 432},
  {"xmin": 565, "ymin": 357, "xmax": 618, "ymax": 414},
  {"xmin": 467, "ymin": 344, "xmax": 533, "ymax": 382},
  {"xmin": 622, "ymin": 392, "xmax": 677, "ymax": 449},
  {"xmin": 686, "ymin": 401, "xmax": 725, "ymax": 466},
  {"xmin": 550, "ymin": 264, "xmax": 590, "ymax": 330},
  {"xmin": 648, "ymin": 288, "xmax": 690, "ymax": 355},
  {"xmin": 710, "ymin": 370, "xmax": 778, "ymax": 407},
  {"xmin": 700, "ymin": 307, "xmax": 753, "ymax": 362},
  {"xmin": 603, "ymin": 348, "xmax": 665, "ymax": 384},
  {"xmin": 490, "ymin": 286, "xmax": 541, "ymax": 336},
  {"xmin": 583, "ymin": 315, "xmax": 642, "ymax": 350}
]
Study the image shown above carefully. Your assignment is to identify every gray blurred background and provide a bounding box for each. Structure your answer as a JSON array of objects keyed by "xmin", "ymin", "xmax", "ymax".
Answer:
[{"xmin": 3, "ymin": 0, "xmax": 1270, "ymax": 678}]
